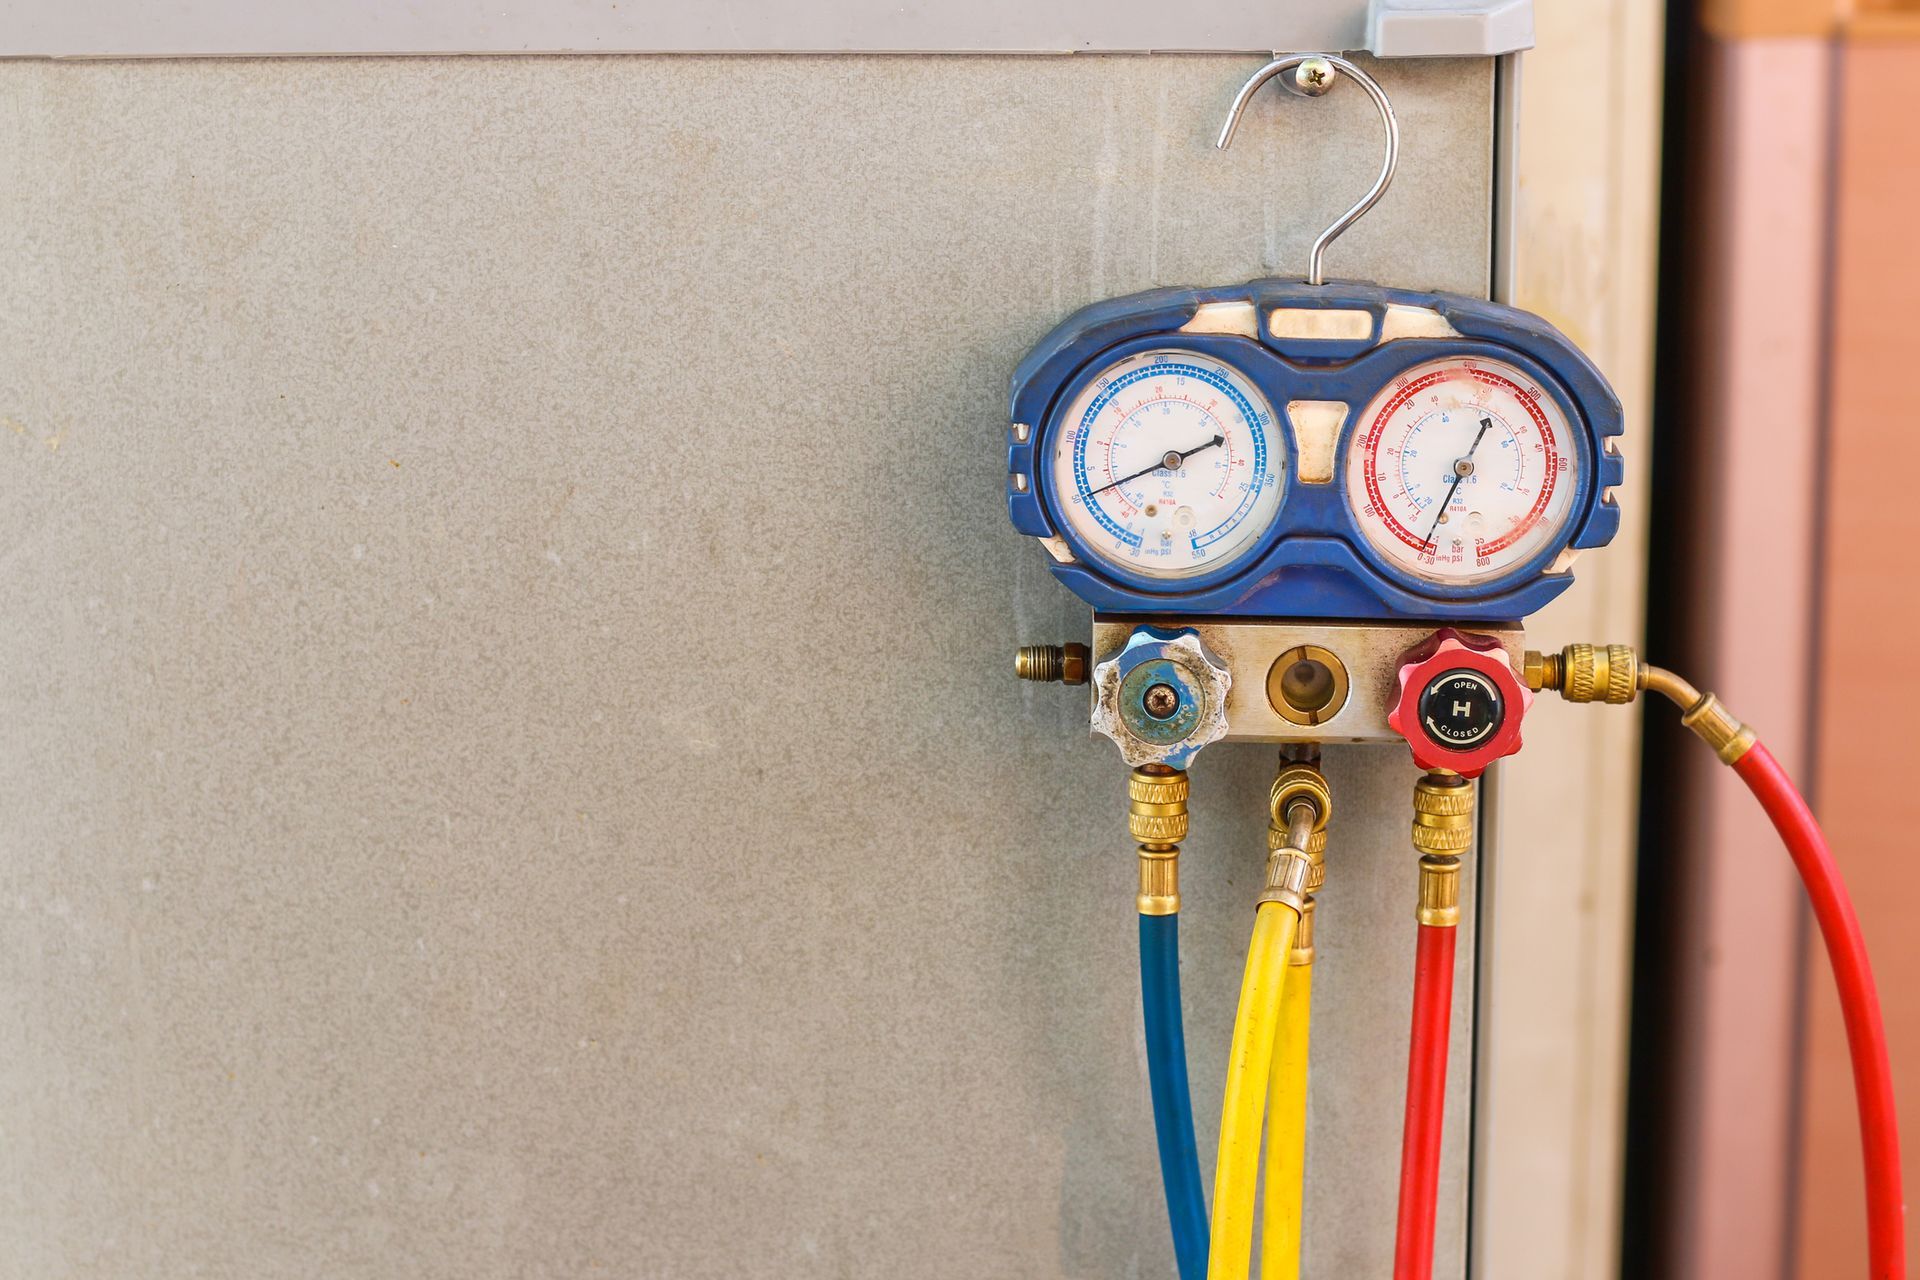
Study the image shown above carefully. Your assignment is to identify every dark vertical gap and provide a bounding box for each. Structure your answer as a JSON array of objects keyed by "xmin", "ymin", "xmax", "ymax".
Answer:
[
  {"xmin": 1778, "ymin": 32, "xmax": 1846, "ymax": 1280},
  {"xmin": 1620, "ymin": 2, "xmax": 1704, "ymax": 1277}
]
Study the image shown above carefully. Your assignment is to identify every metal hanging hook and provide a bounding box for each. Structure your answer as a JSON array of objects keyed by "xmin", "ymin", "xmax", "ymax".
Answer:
[{"xmin": 1216, "ymin": 54, "xmax": 1400, "ymax": 287}]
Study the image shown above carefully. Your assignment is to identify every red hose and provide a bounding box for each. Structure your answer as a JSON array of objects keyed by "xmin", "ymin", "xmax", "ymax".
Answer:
[
  {"xmin": 1734, "ymin": 742, "xmax": 1906, "ymax": 1279},
  {"xmin": 1392, "ymin": 922, "xmax": 1457, "ymax": 1280}
]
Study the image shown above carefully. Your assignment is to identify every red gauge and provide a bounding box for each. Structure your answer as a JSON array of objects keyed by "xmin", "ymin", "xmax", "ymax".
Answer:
[{"xmin": 1346, "ymin": 357, "xmax": 1578, "ymax": 585}]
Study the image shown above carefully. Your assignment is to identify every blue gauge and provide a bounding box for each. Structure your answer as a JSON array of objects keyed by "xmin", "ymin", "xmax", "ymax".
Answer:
[{"xmin": 1046, "ymin": 349, "xmax": 1285, "ymax": 579}]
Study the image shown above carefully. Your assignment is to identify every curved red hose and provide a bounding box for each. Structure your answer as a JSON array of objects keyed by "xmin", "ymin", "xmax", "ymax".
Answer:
[
  {"xmin": 1734, "ymin": 742, "xmax": 1906, "ymax": 1279},
  {"xmin": 1393, "ymin": 922, "xmax": 1457, "ymax": 1280}
]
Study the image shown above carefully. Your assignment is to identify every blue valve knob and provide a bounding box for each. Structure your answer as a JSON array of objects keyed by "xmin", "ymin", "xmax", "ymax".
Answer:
[{"xmin": 1090, "ymin": 627, "xmax": 1232, "ymax": 768}]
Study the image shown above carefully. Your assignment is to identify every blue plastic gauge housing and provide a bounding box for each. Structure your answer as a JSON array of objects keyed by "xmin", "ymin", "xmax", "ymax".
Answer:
[{"xmin": 1006, "ymin": 279, "xmax": 1624, "ymax": 622}]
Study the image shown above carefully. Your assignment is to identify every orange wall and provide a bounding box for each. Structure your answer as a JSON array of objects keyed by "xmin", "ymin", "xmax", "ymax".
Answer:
[{"xmin": 1798, "ymin": 35, "xmax": 1920, "ymax": 1277}]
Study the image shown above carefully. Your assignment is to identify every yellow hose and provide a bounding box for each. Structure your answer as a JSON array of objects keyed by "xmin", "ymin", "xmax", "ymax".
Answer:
[
  {"xmin": 1262, "ymin": 958, "xmax": 1312, "ymax": 1280},
  {"xmin": 1207, "ymin": 899, "xmax": 1299, "ymax": 1280}
]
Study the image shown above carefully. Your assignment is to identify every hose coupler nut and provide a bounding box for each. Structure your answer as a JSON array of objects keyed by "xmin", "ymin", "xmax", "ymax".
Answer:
[
  {"xmin": 1526, "ymin": 643, "xmax": 1639, "ymax": 704},
  {"xmin": 1128, "ymin": 766, "xmax": 1189, "ymax": 848},
  {"xmin": 1410, "ymin": 774, "xmax": 1475, "ymax": 858},
  {"xmin": 1270, "ymin": 764, "xmax": 1332, "ymax": 834}
]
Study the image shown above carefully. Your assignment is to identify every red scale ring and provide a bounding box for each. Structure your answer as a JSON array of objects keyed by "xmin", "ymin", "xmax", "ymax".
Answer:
[{"xmin": 1346, "ymin": 357, "xmax": 1578, "ymax": 587}]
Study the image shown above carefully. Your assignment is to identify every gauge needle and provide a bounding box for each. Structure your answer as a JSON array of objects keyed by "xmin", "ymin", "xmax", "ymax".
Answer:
[
  {"xmin": 1423, "ymin": 417, "xmax": 1494, "ymax": 547},
  {"xmin": 1088, "ymin": 435, "xmax": 1225, "ymax": 499}
]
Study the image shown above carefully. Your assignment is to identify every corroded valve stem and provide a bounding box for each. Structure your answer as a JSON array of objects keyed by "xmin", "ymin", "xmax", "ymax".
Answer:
[{"xmin": 1130, "ymin": 765, "xmax": 1189, "ymax": 916}]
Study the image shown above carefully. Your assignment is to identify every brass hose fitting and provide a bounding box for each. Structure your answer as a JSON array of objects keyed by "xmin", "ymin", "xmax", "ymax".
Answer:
[
  {"xmin": 1130, "ymin": 765, "xmax": 1188, "ymax": 915},
  {"xmin": 1640, "ymin": 667, "xmax": 1757, "ymax": 763},
  {"xmin": 1292, "ymin": 830, "xmax": 1326, "ymax": 966},
  {"xmin": 1673, "ymin": 690, "xmax": 1756, "ymax": 765},
  {"xmin": 1292, "ymin": 899, "xmax": 1318, "ymax": 965},
  {"xmin": 1264, "ymin": 759, "xmax": 1331, "ymax": 954},
  {"xmin": 1258, "ymin": 844, "xmax": 1313, "ymax": 913},
  {"xmin": 1411, "ymin": 772, "xmax": 1473, "ymax": 927},
  {"xmin": 1525, "ymin": 642, "xmax": 1638, "ymax": 705},
  {"xmin": 1410, "ymin": 773, "xmax": 1474, "ymax": 858},
  {"xmin": 1524, "ymin": 643, "xmax": 1757, "ymax": 764},
  {"xmin": 1417, "ymin": 856, "xmax": 1463, "ymax": 928},
  {"xmin": 1260, "ymin": 759, "xmax": 1328, "ymax": 917},
  {"xmin": 1015, "ymin": 643, "xmax": 1090, "ymax": 685},
  {"xmin": 1270, "ymin": 763, "xmax": 1333, "ymax": 835}
]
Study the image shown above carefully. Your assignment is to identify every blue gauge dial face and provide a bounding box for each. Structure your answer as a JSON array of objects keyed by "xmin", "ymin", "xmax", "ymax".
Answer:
[{"xmin": 1047, "ymin": 350, "xmax": 1284, "ymax": 580}]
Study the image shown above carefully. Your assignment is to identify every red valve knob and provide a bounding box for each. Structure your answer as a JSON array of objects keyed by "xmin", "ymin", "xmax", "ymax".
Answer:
[{"xmin": 1386, "ymin": 628, "xmax": 1531, "ymax": 778}]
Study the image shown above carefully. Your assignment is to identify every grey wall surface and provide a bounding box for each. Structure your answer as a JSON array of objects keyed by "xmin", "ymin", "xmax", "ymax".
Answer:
[
  {"xmin": 0, "ymin": 55, "xmax": 1491, "ymax": 1278},
  {"xmin": 0, "ymin": 0, "xmax": 1385, "ymax": 57}
]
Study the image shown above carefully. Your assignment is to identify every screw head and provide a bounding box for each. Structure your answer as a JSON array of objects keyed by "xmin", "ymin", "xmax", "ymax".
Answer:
[
  {"xmin": 1294, "ymin": 58, "xmax": 1336, "ymax": 97},
  {"xmin": 1143, "ymin": 683, "xmax": 1181, "ymax": 720}
]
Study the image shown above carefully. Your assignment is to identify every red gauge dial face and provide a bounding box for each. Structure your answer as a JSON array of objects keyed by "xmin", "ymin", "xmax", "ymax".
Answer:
[{"xmin": 1345, "ymin": 356, "xmax": 1578, "ymax": 585}]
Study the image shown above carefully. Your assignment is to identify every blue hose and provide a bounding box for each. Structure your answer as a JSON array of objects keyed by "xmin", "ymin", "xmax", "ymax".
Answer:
[{"xmin": 1140, "ymin": 911, "xmax": 1208, "ymax": 1280}]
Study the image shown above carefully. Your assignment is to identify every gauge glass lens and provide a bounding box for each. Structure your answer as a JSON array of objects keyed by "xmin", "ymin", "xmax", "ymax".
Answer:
[
  {"xmin": 1345, "ymin": 356, "xmax": 1578, "ymax": 585},
  {"xmin": 1048, "ymin": 350, "xmax": 1284, "ymax": 580}
]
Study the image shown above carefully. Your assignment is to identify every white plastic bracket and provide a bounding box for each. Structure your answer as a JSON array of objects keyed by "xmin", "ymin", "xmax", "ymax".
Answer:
[{"xmin": 1367, "ymin": 0, "xmax": 1535, "ymax": 56}]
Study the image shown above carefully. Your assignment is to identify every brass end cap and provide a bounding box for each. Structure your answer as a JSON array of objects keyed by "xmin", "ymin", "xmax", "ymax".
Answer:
[
  {"xmin": 1411, "ymin": 774, "xmax": 1475, "ymax": 858},
  {"xmin": 1527, "ymin": 643, "xmax": 1639, "ymax": 703},
  {"xmin": 1270, "ymin": 763, "xmax": 1332, "ymax": 832},
  {"xmin": 1417, "ymin": 855, "xmax": 1462, "ymax": 927},
  {"xmin": 1015, "ymin": 642, "xmax": 1090, "ymax": 685},
  {"xmin": 1129, "ymin": 766, "xmax": 1189, "ymax": 848}
]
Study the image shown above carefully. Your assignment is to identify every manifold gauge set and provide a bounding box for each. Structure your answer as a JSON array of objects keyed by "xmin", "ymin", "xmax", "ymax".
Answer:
[
  {"xmin": 1008, "ymin": 65, "xmax": 1620, "ymax": 773},
  {"xmin": 1002, "ymin": 53, "xmax": 1900, "ymax": 1280},
  {"xmin": 1005, "ymin": 53, "xmax": 1628, "ymax": 1280}
]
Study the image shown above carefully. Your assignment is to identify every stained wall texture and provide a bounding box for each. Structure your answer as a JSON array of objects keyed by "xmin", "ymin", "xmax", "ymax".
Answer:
[{"xmin": 0, "ymin": 55, "xmax": 1491, "ymax": 1278}]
